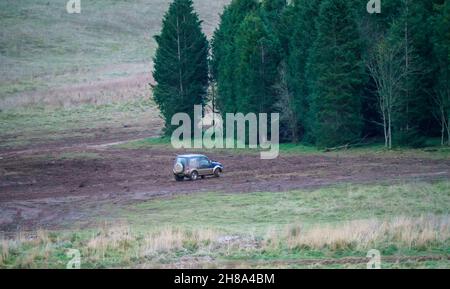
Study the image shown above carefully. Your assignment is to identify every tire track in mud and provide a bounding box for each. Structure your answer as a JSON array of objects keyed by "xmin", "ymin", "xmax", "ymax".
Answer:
[{"xmin": 1, "ymin": 137, "xmax": 450, "ymax": 232}]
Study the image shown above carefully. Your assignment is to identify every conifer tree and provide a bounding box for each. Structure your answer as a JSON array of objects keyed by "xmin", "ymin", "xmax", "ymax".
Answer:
[
  {"xmin": 234, "ymin": 12, "xmax": 282, "ymax": 115},
  {"xmin": 286, "ymin": 0, "xmax": 321, "ymax": 142},
  {"xmin": 152, "ymin": 0, "xmax": 209, "ymax": 134},
  {"xmin": 307, "ymin": 0, "xmax": 365, "ymax": 148},
  {"xmin": 211, "ymin": 0, "xmax": 258, "ymax": 116}
]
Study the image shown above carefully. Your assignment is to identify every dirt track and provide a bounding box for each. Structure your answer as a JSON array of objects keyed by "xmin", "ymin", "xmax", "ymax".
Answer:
[{"xmin": 1, "ymin": 133, "xmax": 450, "ymax": 232}]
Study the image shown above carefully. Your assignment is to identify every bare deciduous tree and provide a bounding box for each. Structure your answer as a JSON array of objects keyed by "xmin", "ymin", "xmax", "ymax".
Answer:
[
  {"xmin": 367, "ymin": 37, "xmax": 410, "ymax": 149},
  {"xmin": 274, "ymin": 61, "xmax": 299, "ymax": 142},
  {"xmin": 432, "ymin": 85, "xmax": 450, "ymax": 146}
]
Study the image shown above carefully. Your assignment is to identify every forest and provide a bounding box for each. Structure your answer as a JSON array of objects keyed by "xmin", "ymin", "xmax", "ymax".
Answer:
[{"xmin": 152, "ymin": 0, "xmax": 450, "ymax": 149}]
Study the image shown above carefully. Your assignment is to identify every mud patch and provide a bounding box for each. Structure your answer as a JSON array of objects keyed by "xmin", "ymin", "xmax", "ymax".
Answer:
[{"xmin": 1, "ymin": 138, "xmax": 450, "ymax": 232}]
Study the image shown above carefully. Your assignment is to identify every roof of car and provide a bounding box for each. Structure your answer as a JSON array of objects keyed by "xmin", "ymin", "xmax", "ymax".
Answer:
[{"xmin": 177, "ymin": 154, "xmax": 207, "ymax": 158}]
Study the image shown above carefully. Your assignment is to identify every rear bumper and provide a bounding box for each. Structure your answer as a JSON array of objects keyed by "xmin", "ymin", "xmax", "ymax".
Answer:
[
  {"xmin": 173, "ymin": 172, "xmax": 187, "ymax": 177},
  {"xmin": 173, "ymin": 169, "xmax": 190, "ymax": 177}
]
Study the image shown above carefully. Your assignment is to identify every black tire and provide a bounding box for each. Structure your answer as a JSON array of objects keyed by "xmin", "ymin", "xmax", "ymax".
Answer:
[
  {"xmin": 214, "ymin": 168, "xmax": 221, "ymax": 178},
  {"xmin": 174, "ymin": 175, "xmax": 184, "ymax": 182},
  {"xmin": 190, "ymin": 171, "xmax": 199, "ymax": 181}
]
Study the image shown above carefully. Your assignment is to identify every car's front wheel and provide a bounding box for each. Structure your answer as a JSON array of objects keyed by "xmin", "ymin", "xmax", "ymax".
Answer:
[
  {"xmin": 214, "ymin": 168, "xmax": 221, "ymax": 178},
  {"xmin": 190, "ymin": 171, "xmax": 199, "ymax": 181}
]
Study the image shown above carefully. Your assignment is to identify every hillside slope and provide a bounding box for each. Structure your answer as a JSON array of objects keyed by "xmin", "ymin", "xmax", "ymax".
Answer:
[{"xmin": 0, "ymin": 0, "xmax": 229, "ymax": 108}]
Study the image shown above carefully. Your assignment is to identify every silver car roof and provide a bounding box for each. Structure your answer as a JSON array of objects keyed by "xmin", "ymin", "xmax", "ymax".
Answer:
[{"xmin": 177, "ymin": 154, "xmax": 207, "ymax": 158}]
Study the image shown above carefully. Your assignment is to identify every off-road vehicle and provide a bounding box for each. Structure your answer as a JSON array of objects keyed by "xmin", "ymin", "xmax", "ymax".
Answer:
[{"xmin": 173, "ymin": 154, "xmax": 224, "ymax": 181}]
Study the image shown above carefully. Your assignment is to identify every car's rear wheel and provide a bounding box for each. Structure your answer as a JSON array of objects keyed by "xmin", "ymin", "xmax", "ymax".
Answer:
[
  {"xmin": 174, "ymin": 175, "xmax": 184, "ymax": 182},
  {"xmin": 190, "ymin": 171, "xmax": 199, "ymax": 181},
  {"xmin": 214, "ymin": 168, "xmax": 221, "ymax": 178}
]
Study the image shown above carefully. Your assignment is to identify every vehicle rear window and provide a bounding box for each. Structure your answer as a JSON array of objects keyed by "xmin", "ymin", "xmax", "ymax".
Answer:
[{"xmin": 176, "ymin": 157, "xmax": 187, "ymax": 166}]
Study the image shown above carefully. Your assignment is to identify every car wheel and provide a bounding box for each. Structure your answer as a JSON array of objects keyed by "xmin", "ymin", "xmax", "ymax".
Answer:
[
  {"xmin": 174, "ymin": 175, "xmax": 184, "ymax": 182},
  {"xmin": 190, "ymin": 171, "xmax": 199, "ymax": 181},
  {"xmin": 214, "ymin": 168, "xmax": 221, "ymax": 178}
]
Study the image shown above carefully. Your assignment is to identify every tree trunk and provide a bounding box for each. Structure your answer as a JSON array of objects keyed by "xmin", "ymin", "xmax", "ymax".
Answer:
[
  {"xmin": 447, "ymin": 116, "xmax": 450, "ymax": 146},
  {"xmin": 383, "ymin": 111, "xmax": 388, "ymax": 148},
  {"xmin": 404, "ymin": 0, "xmax": 410, "ymax": 132},
  {"xmin": 388, "ymin": 110, "xmax": 392, "ymax": 149},
  {"xmin": 176, "ymin": 17, "xmax": 184, "ymax": 98},
  {"xmin": 442, "ymin": 113, "xmax": 445, "ymax": 146}
]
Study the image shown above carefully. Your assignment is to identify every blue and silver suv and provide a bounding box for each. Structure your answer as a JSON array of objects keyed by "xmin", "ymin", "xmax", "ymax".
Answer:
[{"xmin": 173, "ymin": 154, "xmax": 224, "ymax": 181}]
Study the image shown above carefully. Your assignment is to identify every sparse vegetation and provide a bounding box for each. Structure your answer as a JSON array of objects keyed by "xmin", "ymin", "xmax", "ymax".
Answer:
[
  {"xmin": 0, "ymin": 0, "xmax": 229, "ymax": 108},
  {"xmin": 0, "ymin": 98, "xmax": 161, "ymax": 148},
  {"xmin": 1, "ymin": 182, "xmax": 449, "ymax": 268}
]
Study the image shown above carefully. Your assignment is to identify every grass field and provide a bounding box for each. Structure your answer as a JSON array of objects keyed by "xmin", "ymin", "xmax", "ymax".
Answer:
[
  {"xmin": 0, "ymin": 98, "xmax": 162, "ymax": 148},
  {"xmin": 2, "ymin": 101, "xmax": 450, "ymax": 159},
  {"xmin": 119, "ymin": 136, "xmax": 450, "ymax": 160},
  {"xmin": 0, "ymin": 0, "xmax": 229, "ymax": 108},
  {"xmin": 1, "ymin": 181, "xmax": 449, "ymax": 269},
  {"xmin": 1, "ymin": 0, "xmax": 449, "ymax": 270}
]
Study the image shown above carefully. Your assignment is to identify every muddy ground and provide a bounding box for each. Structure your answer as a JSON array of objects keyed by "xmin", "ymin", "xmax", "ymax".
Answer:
[{"xmin": 1, "ymin": 129, "xmax": 450, "ymax": 232}]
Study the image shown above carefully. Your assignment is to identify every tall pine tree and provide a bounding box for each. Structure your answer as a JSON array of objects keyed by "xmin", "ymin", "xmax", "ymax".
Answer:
[
  {"xmin": 211, "ymin": 0, "xmax": 258, "ymax": 116},
  {"xmin": 234, "ymin": 12, "xmax": 282, "ymax": 115},
  {"xmin": 307, "ymin": 0, "xmax": 365, "ymax": 148},
  {"xmin": 152, "ymin": 0, "xmax": 209, "ymax": 134},
  {"xmin": 286, "ymin": 0, "xmax": 321, "ymax": 142}
]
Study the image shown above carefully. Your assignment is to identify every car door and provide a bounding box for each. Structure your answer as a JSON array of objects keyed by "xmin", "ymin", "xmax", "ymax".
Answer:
[{"xmin": 198, "ymin": 157, "xmax": 212, "ymax": 176}]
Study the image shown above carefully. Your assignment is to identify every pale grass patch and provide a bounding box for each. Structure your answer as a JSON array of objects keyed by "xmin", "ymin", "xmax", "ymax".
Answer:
[
  {"xmin": 20, "ymin": 248, "xmax": 39, "ymax": 268},
  {"xmin": 140, "ymin": 228, "xmax": 218, "ymax": 257},
  {"xmin": 141, "ymin": 228, "xmax": 184, "ymax": 255},
  {"xmin": 0, "ymin": 229, "xmax": 56, "ymax": 268},
  {"xmin": 36, "ymin": 229, "xmax": 49, "ymax": 245},
  {"xmin": 268, "ymin": 215, "xmax": 450, "ymax": 251},
  {"xmin": 0, "ymin": 239, "xmax": 10, "ymax": 265},
  {"xmin": 86, "ymin": 225, "xmax": 136, "ymax": 261}
]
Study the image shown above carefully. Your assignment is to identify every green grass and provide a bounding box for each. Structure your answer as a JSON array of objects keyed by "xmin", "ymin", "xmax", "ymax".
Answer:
[
  {"xmin": 1, "ymin": 181, "xmax": 449, "ymax": 268},
  {"xmin": 119, "ymin": 136, "xmax": 450, "ymax": 159},
  {"xmin": 0, "ymin": 98, "xmax": 158, "ymax": 148},
  {"xmin": 0, "ymin": 0, "xmax": 229, "ymax": 102},
  {"xmin": 123, "ymin": 182, "xmax": 450, "ymax": 233},
  {"xmin": 123, "ymin": 136, "xmax": 173, "ymax": 147}
]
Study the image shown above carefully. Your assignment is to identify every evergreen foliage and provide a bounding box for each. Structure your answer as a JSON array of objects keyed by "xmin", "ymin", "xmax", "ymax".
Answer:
[
  {"xmin": 152, "ymin": 0, "xmax": 209, "ymax": 134},
  {"xmin": 155, "ymin": 0, "xmax": 450, "ymax": 148},
  {"xmin": 307, "ymin": 0, "xmax": 365, "ymax": 147}
]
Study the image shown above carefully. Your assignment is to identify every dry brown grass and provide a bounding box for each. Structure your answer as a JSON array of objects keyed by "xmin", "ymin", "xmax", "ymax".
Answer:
[
  {"xmin": 0, "ymin": 225, "xmax": 220, "ymax": 268},
  {"xmin": 140, "ymin": 227, "xmax": 218, "ymax": 257},
  {"xmin": 83, "ymin": 225, "xmax": 218, "ymax": 262},
  {"xmin": 86, "ymin": 225, "xmax": 136, "ymax": 262},
  {"xmin": 267, "ymin": 215, "xmax": 450, "ymax": 251},
  {"xmin": 0, "ymin": 74, "xmax": 154, "ymax": 109},
  {"xmin": 1, "ymin": 215, "xmax": 448, "ymax": 268},
  {"xmin": 0, "ymin": 239, "xmax": 10, "ymax": 265}
]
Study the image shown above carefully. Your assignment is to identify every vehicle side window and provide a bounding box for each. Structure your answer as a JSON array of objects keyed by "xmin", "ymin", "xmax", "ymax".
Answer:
[
  {"xmin": 189, "ymin": 158, "xmax": 199, "ymax": 168},
  {"xmin": 199, "ymin": 158, "xmax": 209, "ymax": 167}
]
